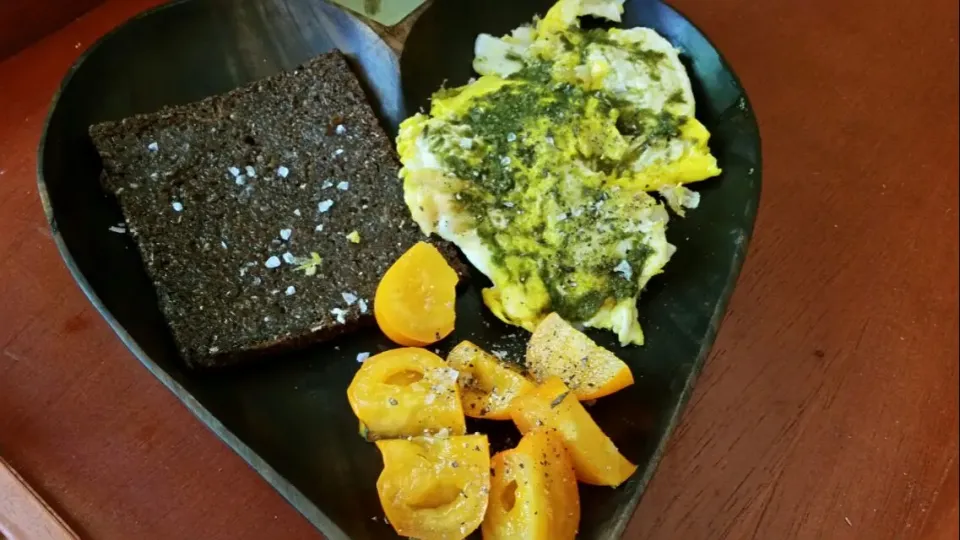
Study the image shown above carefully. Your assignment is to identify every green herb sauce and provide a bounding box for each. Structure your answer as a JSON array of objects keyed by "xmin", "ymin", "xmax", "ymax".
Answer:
[{"xmin": 422, "ymin": 26, "xmax": 674, "ymax": 323}]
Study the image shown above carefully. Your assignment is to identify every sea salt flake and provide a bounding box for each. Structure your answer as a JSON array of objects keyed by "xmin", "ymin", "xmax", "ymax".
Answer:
[
  {"xmin": 333, "ymin": 149, "xmax": 344, "ymax": 157},
  {"xmin": 221, "ymin": 241, "xmax": 228, "ymax": 249},
  {"xmin": 318, "ymin": 200, "xmax": 334, "ymax": 213},
  {"xmin": 294, "ymin": 209, "xmax": 302, "ymax": 217},
  {"xmin": 171, "ymin": 201, "xmax": 184, "ymax": 212},
  {"xmin": 277, "ymin": 166, "xmax": 290, "ymax": 178},
  {"xmin": 356, "ymin": 352, "xmax": 371, "ymax": 363},
  {"xmin": 614, "ymin": 260, "xmax": 633, "ymax": 280},
  {"xmin": 342, "ymin": 292, "xmax": 358, "ymax": 305},
  {"xmin": 336, "ymin": 181, "xmax": 350, "ymax": 191},
  {"xmin": 235, "ymin": 175, "xmax": 246, "ymax": 185},
  {"xmin": 440, "ymin": 367, "xmax": 460, "ymax": 384},
  {"xmin": 321, "ymin": 181, "xmax": 334, "ymax": 189},
  {"xmin": 108, "ymin": 225, "xmax": 126, "ymax": 233},
  {"xmin": 280, "ymin": 228, "xmax": 293, "ymax": 241},
  {"xmin": 228, "ymin": 166, "xmax": 241, "ymax": 177},
  {"xmin": 285, "ymin": 286, "xmax": 296, "ymax": 296},
  {"xmin": 245, "ymin": 165, "xmax": 257, "ymax": 177},
  {"xmin": 264, "ymin": 256, "xmax": 281, "ymax": 268},
  {"xmin": 315, "ymin": 224, "xmax": 324, "ymax": 232},
  {"xmin": 335, "ymin": 124, "xmax": 347, "ymax": 135},
  {"xmin": 331, "ymin": 308, "xmax": 348, "ymax": 324},
  {"xmin": 282, "ymin": 252, "xmax": 296, "ymax": 264},
  {"xmin": 147, "ymin": 142, "xmax": 159, "ymax": 152},
  {"xmin": 506, "ymin": 132, "xmax": 517, "ymax": 142},
  {"xmin": 358, "ymin": 299, "xmax": 368, "ymax": 314}
]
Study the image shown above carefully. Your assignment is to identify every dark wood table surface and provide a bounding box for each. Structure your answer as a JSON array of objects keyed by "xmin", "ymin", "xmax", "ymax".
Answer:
[{"xmin": 1, "ymin": 0, "xmax": 957, "ymax": 538}]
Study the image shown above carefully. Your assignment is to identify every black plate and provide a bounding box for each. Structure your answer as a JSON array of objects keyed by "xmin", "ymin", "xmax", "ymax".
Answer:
[{"xmin": 37, "ymin": 0, "xmax": 760, "ymax": 538}]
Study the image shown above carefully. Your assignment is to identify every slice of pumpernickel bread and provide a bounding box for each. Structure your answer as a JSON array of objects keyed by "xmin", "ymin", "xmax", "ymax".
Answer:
[{"xmin": 90, "ymin": 50, "xmax": 463, "ymax": 369}]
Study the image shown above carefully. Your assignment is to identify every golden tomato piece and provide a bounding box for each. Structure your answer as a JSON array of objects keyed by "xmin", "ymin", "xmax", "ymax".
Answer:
[
  {"xmin": 375, "ymin": 242, "xmax": 459, "ymax": 346},
  {"xmin": 483, "ymin": 428, "xmax": 580, "ymax": 540},
  {"xmin": 511, "ymin": 377, "xmax": 637, "ymax": 486},
  {"xmin": 376, "ymin": 434, "xmax": 491, "ymax": 540},
  {"xmin": 446, "ymin": 341, "xmax": 535, "ymax": 420},
  {"xmin": 347, "ymin": 348, "xmax": 466, "ymax": 439},
  {"xmin": 526, "ymin": 313, "xmax": 634, "ymax": 400}
]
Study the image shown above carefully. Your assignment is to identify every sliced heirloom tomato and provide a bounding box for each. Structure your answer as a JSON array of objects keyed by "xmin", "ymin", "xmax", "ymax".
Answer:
[
  {"xmin": 376, "ymin": 434, "xmax": 490, "ymax": 540},
  {"xmin": 483, "ymin": 428, "xmax": 580, "ymax": 540},
  {"xmin": 526, "ymin": 313, "xmax": 634, "ymax": 400},
  {"xmin": 375, "ymin": 241, "xmax": 458, "ymax": 346},
  {"xmin": 511, "ymin": 377, "xmax": 637, "ymax": 487},
  {"xmin": 347, "ymin": 348, "xmax": 465, "ymax": 440},
  {"xmin": 446, "ymin": 341, "xmax": 534, "ymax": 420}
]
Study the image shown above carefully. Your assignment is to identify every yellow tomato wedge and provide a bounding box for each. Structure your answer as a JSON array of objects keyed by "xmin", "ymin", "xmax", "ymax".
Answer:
[
  {"xmin": 526, "ymin": 313, "xmax": 634, "ymax": 400},
  {"xmin": 510, "ymin": 377, "xmax": 637, "ymax": 486},
  {"xmin": 375, "ymin": 242, "xmax": 458, "ymax": 346},
  {"xmin": 376, "ymin": 434, "xmax": 490, "ymax": 540},
  {"xmin": 483, "ymin": 428, "xmax": 580, "ymax": 540},
  {"xmin": 347, "ymin": 348, "xmax": 465, "ymax": 439},
  {"xmin": 446, "ymin": 341, "xmax": 535, "ymax": 420}
]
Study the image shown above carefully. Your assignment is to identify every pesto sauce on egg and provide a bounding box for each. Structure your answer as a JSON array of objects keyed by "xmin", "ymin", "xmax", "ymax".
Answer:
[
  {"xmin": 423, "ymin": 51, "xmax": 662, "ymax": 324},
  {"xmin": 580, "ymin": 28, "xmax": 669, "ymax": 79},
  {"xmin": 411, "ymin": 22, "xmax": 702, "ymax": 328}
]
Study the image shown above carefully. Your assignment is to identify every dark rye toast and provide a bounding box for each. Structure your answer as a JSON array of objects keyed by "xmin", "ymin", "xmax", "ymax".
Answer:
[{"xmin": 90, "ymin": 50, "xmax": 464, "ymax": 369}]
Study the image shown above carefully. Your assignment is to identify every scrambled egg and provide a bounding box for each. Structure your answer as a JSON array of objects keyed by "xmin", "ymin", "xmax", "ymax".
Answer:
[{"xmin": 396, "ymin": 0, "xmax": 721, "ymax": 345}]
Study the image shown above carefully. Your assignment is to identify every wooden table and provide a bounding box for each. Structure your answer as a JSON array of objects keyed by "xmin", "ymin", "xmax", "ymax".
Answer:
[{"xmin": 1, "ymin": 0, "xmax": 957, "ymax": 538}]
